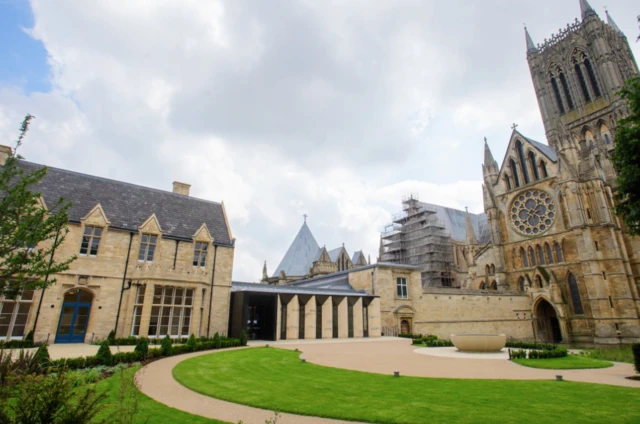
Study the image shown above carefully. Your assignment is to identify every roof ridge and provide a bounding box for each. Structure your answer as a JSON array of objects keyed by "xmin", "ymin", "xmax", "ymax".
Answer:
[{"xmin": 20, "ymin": 160, "xmax": 222, "ymax": 206}]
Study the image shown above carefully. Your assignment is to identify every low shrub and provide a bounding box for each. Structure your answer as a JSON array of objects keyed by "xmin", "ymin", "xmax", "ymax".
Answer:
[
  {"xmin": 425, "ymin": 338, "xmax": 454, "ymax": 347},
  {"xmin": 134, "ymin": 337, "xmax": 149, "ymax": 359},
  {"xmin": 96, "ymin": 341, "xmax": 113, "ymax": 366},
  {"xmin": 213, "ymin": 332, "xmax": 221, "ymax": 349},
  {"xmin": 187, "ymin": 334, "xmax": 197, "ymax": 352},
  {"xmin": 112, "ymin": 351, "xmax": 141, "ymax": 365},
  {"xmin": 33, "ymin": 344, "xmax": 51, "ymax": 368},
  {"xmin": 510, "ymin": 349, "xmax": 527, "ymax": 359},
  {"xmin": 240, "ymin": 331, "xmax": 248, "ymax": 347},
  {"xmin": 107, "ymin": 330, "xmax": 116, "ymax": 344},
  {"xmin": 147, "ymin": 348, "xmax": 163, "ymax": 359},
  {"xmin": 528, "ymin": 346, "xmax": 568, "ymax": 359},
  {"xmin": 506, "ymin": 341, "xmax": 556, "ymax": 350},
  {"xmin": 632, "ymin": 343, "xmax": 640, "ymax": 374},
  {"xmin": 160, "ymin": 335, "xmax": 173, "ymax": 356},
  {"xmin": 0, "ymin": 339, "xmax": 34, "ymax": 349}
]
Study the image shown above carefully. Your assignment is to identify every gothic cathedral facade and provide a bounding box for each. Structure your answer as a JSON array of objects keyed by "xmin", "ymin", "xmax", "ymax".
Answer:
[{"xmin": 476, "ymin": 1, "xmax": 640, "ymax": 345}]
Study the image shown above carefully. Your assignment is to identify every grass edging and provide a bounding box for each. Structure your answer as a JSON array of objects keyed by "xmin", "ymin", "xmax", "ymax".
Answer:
[
  {"xmin": 172, "ymin": 347, "xmax": 640, "ymax": 424},
  {"xmin": 512, "ymin": 355, "xmax": 614, "ymax": 369}
]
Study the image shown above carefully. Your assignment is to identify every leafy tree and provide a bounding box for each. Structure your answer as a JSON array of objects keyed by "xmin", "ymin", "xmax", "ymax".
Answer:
[
  {"xmin": 612, "ymin": 76, "xmax": 640, "ymax": 235},
  {"xmin": 0, "ymin": 115, "xmax": 75, "ymax": 298}
]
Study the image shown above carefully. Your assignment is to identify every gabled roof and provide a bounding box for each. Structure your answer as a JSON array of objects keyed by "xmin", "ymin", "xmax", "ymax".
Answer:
[
  {"xmin": 520, "ymin": 134, "xmax": 558, "ymax": 162},
  {"xmin": 352, "ymin": 250, "xmax": 363, "ymax": 264},
  {"xmin": 418, "ymin": 201, "xmax": 490, "ymax": 244},
  {"xmin": 272, "ymin": 222, "xmax": 320, "ymax": 277},
  {"xmin": 327, "ymin": 246, "xmax": 344, "ymax": 262},
  {"xmin": 18, "ymin": 161, "xmax": 232, "ymax": 244}
]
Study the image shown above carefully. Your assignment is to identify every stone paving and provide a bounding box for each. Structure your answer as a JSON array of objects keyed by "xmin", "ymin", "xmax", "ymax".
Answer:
[{"xmin": 135, "ymin": 337, "xmax": 639, "ymax": 424}]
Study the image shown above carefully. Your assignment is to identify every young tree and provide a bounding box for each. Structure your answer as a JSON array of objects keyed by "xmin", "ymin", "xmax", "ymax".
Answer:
[
  {"xmin": 612, "ymin": 76, "xmax": 640, "ymax": 235},
  {"xmin": 0, "ymin": 115, "xmax": 75, "ymax": 298}
]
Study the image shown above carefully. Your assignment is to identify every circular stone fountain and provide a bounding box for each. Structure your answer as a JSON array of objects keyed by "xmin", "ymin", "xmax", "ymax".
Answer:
[{"xmin": 450, "ymin": 334, "xmax": 506, "ymax": 352}]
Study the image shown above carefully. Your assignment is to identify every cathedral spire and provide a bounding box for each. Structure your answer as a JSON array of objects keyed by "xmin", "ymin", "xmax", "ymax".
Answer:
[
  {"xmin": 525, "ymin": 27, "xmax": 538, "ymax": 55},
  {"xmin": 483, "ymin": 137, "xmax": 496, "ymax": 169},
  {"xmin": 579, "ymin": 0, "xmax": 597, "ymax": 20},
  {"xmin": 262, "ymin": 260, "xmax": 268, "ymax": 281},
  {"xmin": 605, "ymin": 9, "xmax": 624, "ymax": 35},
  {"xmin": 464, "ymin": 207, "xmax": 478, "ymax": 245}
]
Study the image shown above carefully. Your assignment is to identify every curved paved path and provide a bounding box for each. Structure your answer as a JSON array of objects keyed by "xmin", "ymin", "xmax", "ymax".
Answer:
[
  {"xmin": 136, "ymin": 348, "xmax": 363, "ymax": 424},
  {"xmin": 136, "ymin": 338, "xmax": 639, "ymax": 424}
]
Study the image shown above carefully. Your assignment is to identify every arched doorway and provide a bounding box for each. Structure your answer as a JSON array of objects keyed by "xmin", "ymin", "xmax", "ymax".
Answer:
[
  {"xmin": 55, "ymin": 288, "xmax": 93, "ymax": 343},
  {"xmin": 400, "ymin": 320, "xmax": 411, "ymax": 335},
  {"xmin": 534, "ymin": 298, "xmax": 562, "ymax": 343}
]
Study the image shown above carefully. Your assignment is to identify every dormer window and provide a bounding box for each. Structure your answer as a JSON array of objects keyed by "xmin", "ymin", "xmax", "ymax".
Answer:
[
  {"xmin": 193, "ymin": 242, "xmax": 208, "ymax": 267},
  {"xmin": 138, "ymin": 234, "xmax": 157, "ymax": 262},
  {"xmin": 80, "ymin": 226, "xmax": 102, "ymax": 256}
]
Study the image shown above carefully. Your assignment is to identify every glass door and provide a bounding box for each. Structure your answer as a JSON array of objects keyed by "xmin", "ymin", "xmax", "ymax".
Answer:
[{"xmin": 55, "ymin": 289, "xmax": 93, "ymax": 343}]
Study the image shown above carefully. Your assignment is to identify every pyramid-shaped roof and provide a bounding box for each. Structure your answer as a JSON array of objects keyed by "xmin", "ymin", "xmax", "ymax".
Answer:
[{"xmin": 272, "ymin": 222, "xmax": 320, "ymax": 277}]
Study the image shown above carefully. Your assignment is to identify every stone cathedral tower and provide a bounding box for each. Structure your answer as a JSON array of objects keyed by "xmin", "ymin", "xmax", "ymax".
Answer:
[{"xmin": 474, "ymin": 1, "xmax": 640, "ymax": 346}]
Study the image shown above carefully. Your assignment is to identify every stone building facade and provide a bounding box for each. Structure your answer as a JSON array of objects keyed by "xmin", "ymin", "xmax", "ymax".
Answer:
[
  {"xmin": 0, "ymin": 156, "xmax": 235, "ymax": 344},
  {"xmin": 379, "ymin": 2, "xmax": 640, "ymax": 346}
]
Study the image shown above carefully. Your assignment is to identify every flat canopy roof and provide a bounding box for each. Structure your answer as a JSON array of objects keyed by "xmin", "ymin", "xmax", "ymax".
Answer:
[{"xmin": 231, "ymin": 281, "xmax": 377, "ymax": 298}]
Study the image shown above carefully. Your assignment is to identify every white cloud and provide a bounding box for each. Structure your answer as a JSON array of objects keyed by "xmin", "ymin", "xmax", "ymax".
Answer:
[{"xmin": 2, "ymin": 0, "xmax": 639, "ymax": 281}]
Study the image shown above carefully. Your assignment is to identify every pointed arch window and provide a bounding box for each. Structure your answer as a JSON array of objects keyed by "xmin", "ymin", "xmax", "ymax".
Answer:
[
  {"xmin": 528, "ymin": 246, "xmax": 537, "ymax": 266},
  {"xmin": 559, "ymin": 72, "xmax": 575, "ymax": 110},
  {"xmin": 574, "ymin": 59, "xmax": 592, "ymax": 103},
  {"xmin": 545, "ymin": 243, "xmax": 553, "ymax": 264},
  {"xmin": 490, "ymin": 264, "xmax": 495, "ymax": 274},
  {"xmin": 490, "ymin": 281, "xmax": 497, "ymax": 290},
  {"xmin": 486, "ymin": 265, "xmax": 490, "ymax": 275},
  {"xmin": 516, "ymin": 141, "xmax": 530, "ymax": 184},
  {"xmin": 504, "ymin": 175, "xmax": 512, "ymax": 190},
  {"xmin": 536, "ymin": 245, "xmax": 545, "ymax": 265},
  {"xmin": 568, "ymin": 273, "xmax": 584, "ymax": 314},
  {"xmin": 479, "ymin": 282, "xmax": 486, "ymax": 290},
  {"xmin": 510, "ymin": 159, "xmax": 520, "ymax": 187},
  {"xmin": 539, "ymin": 160, "xmax": 548, "ymax": 178},
  {"xmin": 518, "ymin": 277, "xmax": 526, "ymax": 292},
  {"xmin": 528, "ymin": 151, "xmax": 540, "ymax": 180},
  {"xmin": 535, "ymin": 275, "xmax": 543, "ymax": 288},
  {"xmin": 584, "ymin": 58, "xmax": 601, "ymax": 98},
  {"xmin": 550, "ymin": 75, "xmax": 565, "ymax": 115},
  {"xmin": 554, "ymin": 242, "xmax": 564, "ymax": 262},
  {"xmin": 520, "ymin": 247, "xmax": 529, "ymax": 268}
]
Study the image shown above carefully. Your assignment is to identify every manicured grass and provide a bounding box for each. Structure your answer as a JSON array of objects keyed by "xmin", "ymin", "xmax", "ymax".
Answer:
[
  {"xmin": 173, "ymin": 347, "xmax": 640, "ymax": 424},
  {"xmin": 95, "ymin": 365, "xmax": 226, "ymax": 423},
  {"xmin": 584, "ymin": 346, "xmax": 634, "ymax": 364},
  {"xmin": 512, "ymin": 355, "xmax": 613, "ymax": 369}
]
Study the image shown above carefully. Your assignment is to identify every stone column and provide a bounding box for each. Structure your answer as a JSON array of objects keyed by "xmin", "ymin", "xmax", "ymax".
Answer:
[
  {"xmin": 338, "ymin": 297, "xmax": 348, "ymax": 338},
  {"xmin": 276, "ymin": 295, "xmax": 282, "ymax": 341},
  {"xmin": 286, "ymin": 295, "xmax": 300, "ymax": 340},
  {"xmin": 305, "ymin": 296, "xmax": 316, "ymax": 339},
  {"xmin": 322, "ymin": 298, "xmax": 333, "ymax": 339},
  {"xmin": 368, "ymin": 298, "xmax": 382, "ymax": 337},
  {"xmin": 353, "ymin": 297, "xmax": 363, "ymax": 338},
  {"xmin": 137, "ymin": 283, "xmax": 155, "ymax": 338}
]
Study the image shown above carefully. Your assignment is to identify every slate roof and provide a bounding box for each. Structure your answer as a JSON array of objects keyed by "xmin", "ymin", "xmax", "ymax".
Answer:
[
  {"xmin": 522, "ymin": 135, "xmax": 558, "ymax": 162},
  {"xmin": 272, "ymin": 222, "xmax": 320, "ymax": 277},
  {"xmin": 231, "ymin": 281, "xmax": 374, "ymax": 298},
  {"xmin": 327, "ymin": 246, "xmax": 343, "ymax": 262},
  {"xmin": 17, "ymin": 161, "xmax": 233, "ymax": 245},
  {"xmin": 418, "ymin": 202, "xmax": 490, "ymax": 244},
  {"xmin": 352, "ymin": 251, "xmax": 363, "ymax": 263}
]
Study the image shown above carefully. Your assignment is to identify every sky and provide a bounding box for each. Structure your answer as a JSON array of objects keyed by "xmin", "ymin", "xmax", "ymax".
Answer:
[{"xmin": 0, "ymin": 0, "xmax": 638, "ymax": 282}]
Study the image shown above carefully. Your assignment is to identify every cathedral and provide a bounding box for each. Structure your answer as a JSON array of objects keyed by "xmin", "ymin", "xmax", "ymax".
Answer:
[{"xmin": 380, "ymin": 1, "xmax": 640, "ymax": 345}]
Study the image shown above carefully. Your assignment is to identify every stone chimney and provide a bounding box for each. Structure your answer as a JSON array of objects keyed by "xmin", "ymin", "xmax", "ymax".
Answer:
[
  {"xmin": 0, "ymin": 145, "xmax": 12, "ymax": 165},
  {"xmin": 172, "ymin": 181, "xmax": 191, "ymax": 196}
]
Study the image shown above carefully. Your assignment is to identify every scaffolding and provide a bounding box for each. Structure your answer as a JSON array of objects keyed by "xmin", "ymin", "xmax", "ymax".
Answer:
[{"xmin": 380, "ymin": 194, "xmax": 455, "ymax": 288}]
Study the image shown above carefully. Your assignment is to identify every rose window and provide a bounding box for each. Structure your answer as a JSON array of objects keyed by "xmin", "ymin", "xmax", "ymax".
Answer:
[{"xmin": 509, "ymin": 190, "xmax": 555, "ymax": 236}]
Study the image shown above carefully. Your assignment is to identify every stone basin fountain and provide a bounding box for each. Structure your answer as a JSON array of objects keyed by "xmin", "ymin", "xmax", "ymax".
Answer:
[{"xmin": 450, "ymin": 334, "xmax": 506, "ymax": 352}]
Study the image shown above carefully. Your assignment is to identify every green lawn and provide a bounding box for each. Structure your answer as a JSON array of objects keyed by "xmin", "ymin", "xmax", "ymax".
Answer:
[
  {"xmin": 173, "ymin": 347, "xmax": 640, "ymax": 424},
  {"xmin": 95, "ymin": 366, "xmax": 227, "ymax": 423},
  {"xmin": 583, "ymin": 346, "xmax": 634, "ymax": 364},
  {"xmin": 512, "ymin": 355, "xmax": 614, "ymax": 369}
]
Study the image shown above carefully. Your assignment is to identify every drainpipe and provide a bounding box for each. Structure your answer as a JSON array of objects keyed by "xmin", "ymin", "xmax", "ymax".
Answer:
[
  {"xmin": 114, "ymin": 232, "xmax": 134, "ymax": 335},
  {"xmin": 32, "ymin": 230, "xmax": 60, "ymax": 335},
  {"xmin": 206, "ymin": 245, "xmax": 218, "ymax": 338},
  {"xmin": 371, "ymin": 270, "xmax": 375, "ymax": 295}
]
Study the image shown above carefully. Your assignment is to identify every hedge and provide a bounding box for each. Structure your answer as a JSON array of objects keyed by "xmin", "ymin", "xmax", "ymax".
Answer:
[
  {"xmin": 509, "ymin": 346, "xmax": 568, "ymax": 360},
  {"xmin": 47, "ymin": 337, "xmax": 242, "ymax": 372},
  {"xmin": 505, "ymin": 341, "xmax": 556, "ymax": 350},
  {"xmin": 411, "ymin": 336, "xmax": 454, "ymax": 347}
]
